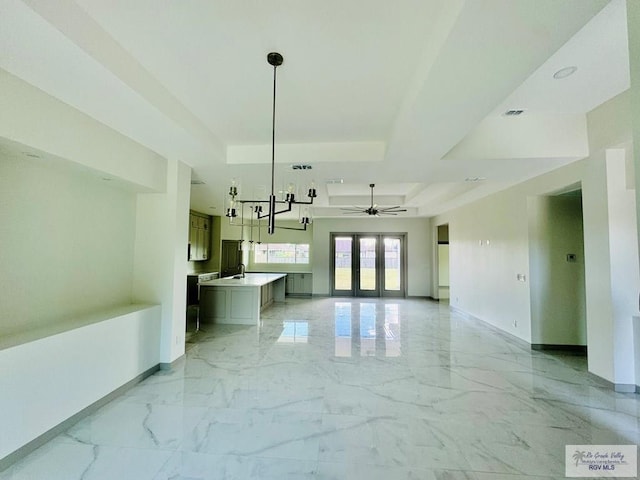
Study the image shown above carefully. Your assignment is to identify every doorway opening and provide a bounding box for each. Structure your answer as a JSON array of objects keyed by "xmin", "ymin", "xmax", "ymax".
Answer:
[
  {"xmin": 436, "ymin": 224, "xmax": 450, "ymax": 301},
  {"xmin": 330, "ymin": 233, "xmax": 406, "ymax": 297},
  {"xmin": 221, "ymin": 239, "xmax": 243, "ymax": 278},
  {"xmin": 528, "ymin": 186, "xmax": 587, "ymax": 355}
]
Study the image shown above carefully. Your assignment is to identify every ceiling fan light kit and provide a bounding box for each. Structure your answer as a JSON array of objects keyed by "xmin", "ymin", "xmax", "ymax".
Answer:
[
  {"xmin": 225, "ymin": 52, "xmax": 316, "ymax": 234},
  {"xmin": 341, "ymin": 184, "xmax": 407, "ymax": 216}
]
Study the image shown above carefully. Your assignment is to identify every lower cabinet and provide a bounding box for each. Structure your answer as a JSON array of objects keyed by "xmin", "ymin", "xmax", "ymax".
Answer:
[
  {"xmin": 285, "ymin": 273, "xmax": 312, "ymax": 296},
  {"xmin": 260, "ymin": 283, "xmax": 274, "ymax": 308}
]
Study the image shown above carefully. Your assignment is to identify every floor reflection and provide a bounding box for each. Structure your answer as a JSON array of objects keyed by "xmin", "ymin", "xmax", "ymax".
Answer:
[
  {"xmin": 334, "ymin": 302, "xmax": 352, "ymax": 357},
  {"xmin": 277, "ymin": 321, "xmax": 308, "ymax": 343},
  {"xmin": 360, "ymin": 303, "xmax": 376, "ymax": 356},
  {"xmin": 334, "ymin": 301, "xmax": 401, "ymax": 357},
  {"xmin": 384, "ymin": 303, "xmax": 401, "ymax": 357}
]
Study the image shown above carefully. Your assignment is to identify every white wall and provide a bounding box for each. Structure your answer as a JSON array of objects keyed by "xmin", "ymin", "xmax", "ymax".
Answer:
[
  {"xmin": 431, "ymin": 91, "xmax": 639, "ymax": 385},
  {"xmin": 528, "ymin": 195, "xmax": 586, "ymax": 345},
  {"xmin": 0, "ymin": 305, "xmax": 160, "ymax": 461},
  {"xmin": 312, "ymin": 217, "xmax": 432, "ymax": 297},
  {"xmin": 435, "ymin": 189, "xmax": 534, "ymax": 340},
  {"xmin": 0, "ymin": 67, "xmax": 193, "ymax": 462},
  {"xmin": 0, "ymin": 153, "xmax": 136, "ymax": 337}
]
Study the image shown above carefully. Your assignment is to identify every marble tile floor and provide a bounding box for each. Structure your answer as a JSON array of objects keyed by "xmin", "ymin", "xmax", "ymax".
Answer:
[{"xmin": 2, "ymin": 297, "xmax": 639, "ymax": 479}]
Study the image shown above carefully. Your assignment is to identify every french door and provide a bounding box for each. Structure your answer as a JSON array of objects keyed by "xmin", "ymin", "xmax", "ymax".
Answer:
[{"xmin": 331, "ymin": 233, "xmax": 406, "ymax": 297}]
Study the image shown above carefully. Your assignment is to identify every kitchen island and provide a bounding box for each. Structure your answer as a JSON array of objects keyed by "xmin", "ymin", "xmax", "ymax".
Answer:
[{"xmin": 198, "ymin": 273, "xmax": 287, "ymax": 325}]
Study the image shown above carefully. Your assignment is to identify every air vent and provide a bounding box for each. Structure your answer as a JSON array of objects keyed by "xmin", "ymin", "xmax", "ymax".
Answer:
[
  {"xmin": 291, "ymin": 164, "xmax": 312, "ymax": 170},
  {"xmin": 191, "ymin": 180, "xmax": 205, "ymax": 185},
  {"xmin": 504, "ymin": 109, "xmax": 525, "ymax": 116}
]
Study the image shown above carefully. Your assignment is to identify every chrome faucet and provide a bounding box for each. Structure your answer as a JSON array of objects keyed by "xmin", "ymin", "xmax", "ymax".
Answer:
[{"xmin": 238, "ymin": 263, "xmax": 246, "ymax": 278}]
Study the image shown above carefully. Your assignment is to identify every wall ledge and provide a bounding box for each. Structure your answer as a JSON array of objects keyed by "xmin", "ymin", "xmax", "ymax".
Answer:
[{"xmin": 0, "ymin": 303, "xmax": 159, "ymax": 351}]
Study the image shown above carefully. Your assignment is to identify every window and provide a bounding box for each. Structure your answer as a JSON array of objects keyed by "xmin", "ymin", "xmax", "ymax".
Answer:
[{"xmin": 254, "ymin": 243, "xmax": 310, "ymax": 264}]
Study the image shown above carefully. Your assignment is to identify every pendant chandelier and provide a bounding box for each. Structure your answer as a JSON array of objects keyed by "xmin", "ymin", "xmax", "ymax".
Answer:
[{"xmin": 225, "ymin": 52, "xmax": 316, "ymax": 234}]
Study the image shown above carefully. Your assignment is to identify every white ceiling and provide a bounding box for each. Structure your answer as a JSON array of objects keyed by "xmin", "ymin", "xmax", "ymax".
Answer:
[{"xmin": 0, "ymin": 0, "xmax": 630, "ymax": 218}]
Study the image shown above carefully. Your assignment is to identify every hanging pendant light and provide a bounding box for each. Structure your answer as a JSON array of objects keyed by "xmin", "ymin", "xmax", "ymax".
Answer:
[{"xmin": 225, "ymin": 52, "xmax": 316, "ymax": 234}]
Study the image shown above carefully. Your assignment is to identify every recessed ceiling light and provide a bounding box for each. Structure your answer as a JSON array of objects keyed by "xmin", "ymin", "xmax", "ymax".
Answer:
[
  {"xmin": 465, "ymin": 176, "xmax": 486, "ymax": 182},
  {"xmin": 553, "ymin": 66, "xmax": 578, "ymax": 80}
]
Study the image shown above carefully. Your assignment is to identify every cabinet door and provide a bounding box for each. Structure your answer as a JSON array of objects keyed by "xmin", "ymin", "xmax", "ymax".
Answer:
[
  {"xmin": 188, "ymin": 214, "xmax": 198, "ymax": 261},
  {"xmin": 299, "ymin": 273, "xmax": 312, "ymax": 295},
  {"xmin": 285, "ymin": 274, "xmax": 296, "ymax": 294},
  {"xmin": 294, "ymin": 273, "xmax": 312, "ymax": 295},
  {"xmin": 201, "ymin": 217, "xmax": 210, "ymax": 260},
  {"xmin": 286, "ymin": 273, "xmax": 312, "ymax": 296},
  {"xmin": 189, "ymin": 213, "xmax": 212, "ymax": 261}
]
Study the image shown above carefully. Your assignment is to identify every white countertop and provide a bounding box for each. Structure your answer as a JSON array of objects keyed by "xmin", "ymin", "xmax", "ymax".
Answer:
[{"xmin": 199, "ymin": 273, "xmax": 286, "ymax": 287}]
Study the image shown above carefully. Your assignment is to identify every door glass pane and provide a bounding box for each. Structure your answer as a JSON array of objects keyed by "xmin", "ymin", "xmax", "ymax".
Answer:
[
  {"xmin": 384, "ymin": 238, "xmax": 401, "ymax": 291},
  {"xmin": 334, "ymin": 237, "xmax": 352, "ymax": 290},
  {"xmin": 359, "ymin": 237, "xmax": 377, "ymax": 290}
]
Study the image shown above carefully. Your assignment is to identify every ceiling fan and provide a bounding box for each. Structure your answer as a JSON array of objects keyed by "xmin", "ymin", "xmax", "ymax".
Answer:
[{"xmin": 341, "ymin": 184, "xmax": 407, "ymax": 216}]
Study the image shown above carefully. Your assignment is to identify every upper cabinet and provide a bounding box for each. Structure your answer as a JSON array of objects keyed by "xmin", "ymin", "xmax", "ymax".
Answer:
[{"xmin": 188, "ymin": 211, "xmax": 210, "ymax": 261}]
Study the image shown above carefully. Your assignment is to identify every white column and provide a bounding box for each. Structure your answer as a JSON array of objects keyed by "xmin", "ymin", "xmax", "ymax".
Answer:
[
  {"xmin": 133, "ymin": 158, "xmax": 191, "ymax": 364},
  {"xmin": 605, "ymin": 149, "xmax": 639, "ymax": 389},
  {"xmin": 627, "ymin": 0, "xmax": 640, "ymax": 389}
]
